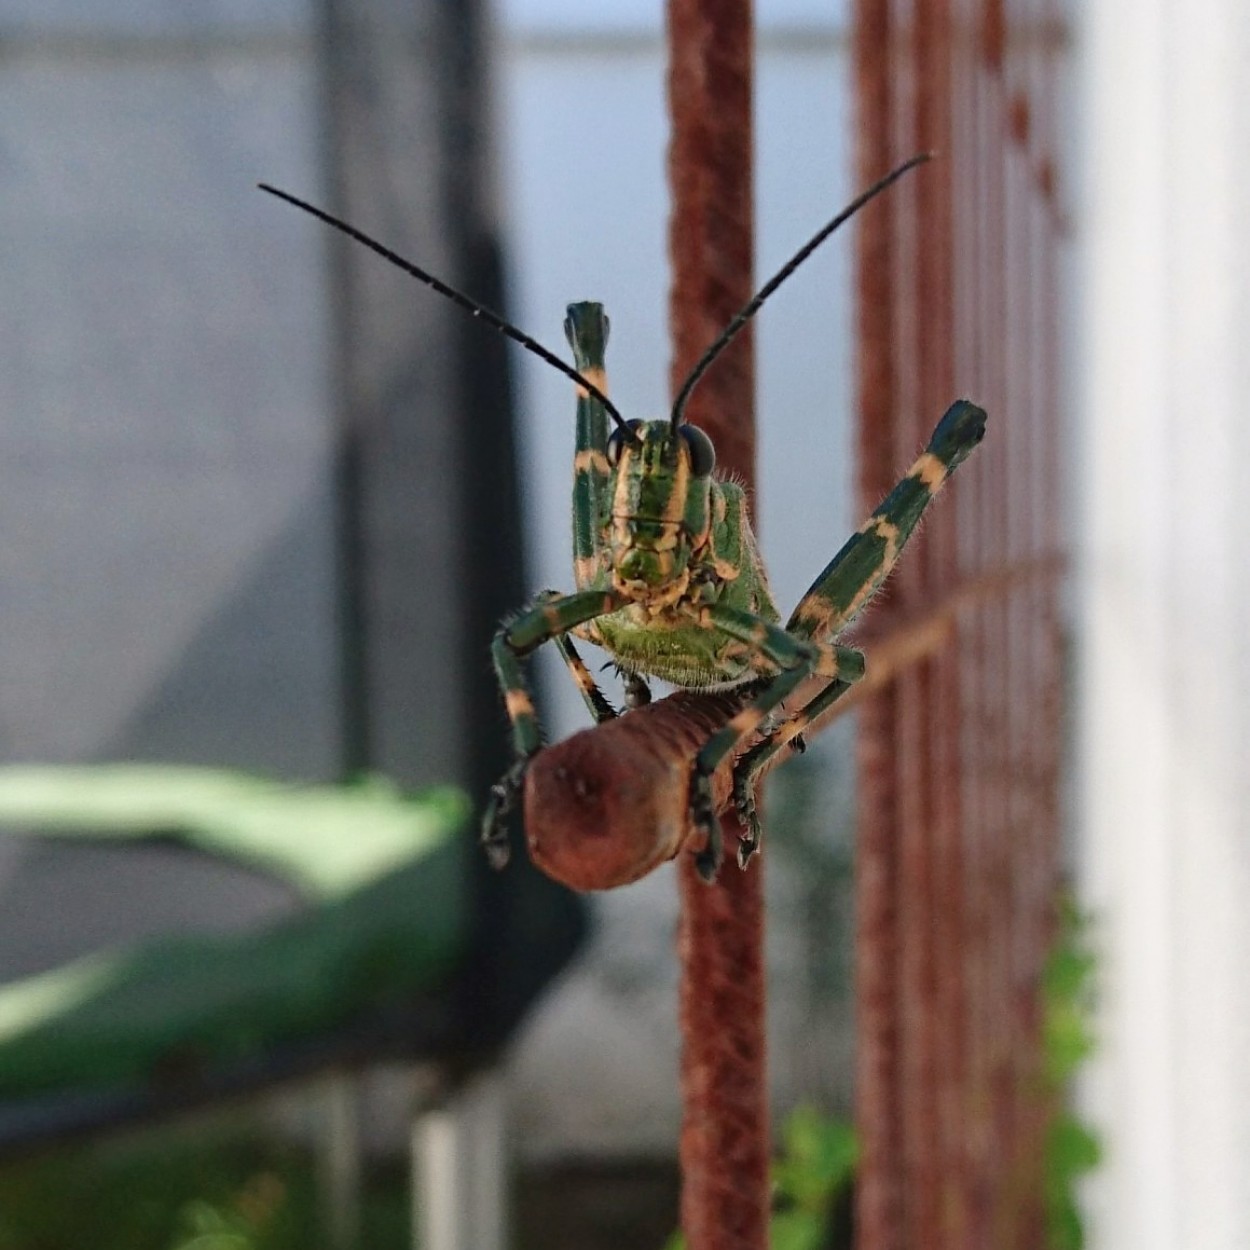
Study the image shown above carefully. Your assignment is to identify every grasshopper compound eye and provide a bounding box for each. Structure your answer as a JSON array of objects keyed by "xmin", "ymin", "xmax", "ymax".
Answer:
[{"xmin": 678, "ymin": 424, "xmax": 715, "ymax": 477}]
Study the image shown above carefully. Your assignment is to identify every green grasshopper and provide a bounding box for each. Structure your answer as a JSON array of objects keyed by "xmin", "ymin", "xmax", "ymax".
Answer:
[{"xmin": 261, "ymin": 155, "xmax": 985, "ymax": 883}]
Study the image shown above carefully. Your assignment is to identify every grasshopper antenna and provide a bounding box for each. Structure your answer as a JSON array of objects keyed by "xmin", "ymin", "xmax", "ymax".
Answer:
[
  {"xmin": 669, "ymin": 152, "xmax": 932, "ymax": 429},
  {"xmin": 259, "ymin": 183, "xmax": 636, "ymax": 438}
]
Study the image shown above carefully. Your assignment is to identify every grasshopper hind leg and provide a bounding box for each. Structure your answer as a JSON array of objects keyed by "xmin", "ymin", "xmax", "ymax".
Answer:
[{"xmin": 723, "ymin": 400, "xmax": 987, "ymax": 869}]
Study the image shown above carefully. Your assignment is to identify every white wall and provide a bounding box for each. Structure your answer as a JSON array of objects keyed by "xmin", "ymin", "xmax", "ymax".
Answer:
[{"xmin": 1075, "ymin": 4, "xmax": 1250, "ymax": 1247}]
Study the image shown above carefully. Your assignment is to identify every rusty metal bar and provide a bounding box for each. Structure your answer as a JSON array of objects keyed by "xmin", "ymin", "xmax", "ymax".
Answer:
[
  {"xmin": 666, "ymin": 3, "xmax": 768, "ymax": 1248},
  {"xmin": 853, "ymin": 4, "xmax": 905, "ymax": 1246},
  {"xmin": 852, "ymin": 2, "xmax": 1065, "ymax": 1247}
]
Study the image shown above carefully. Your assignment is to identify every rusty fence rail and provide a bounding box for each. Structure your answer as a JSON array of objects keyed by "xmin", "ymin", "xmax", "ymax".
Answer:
[{"xmin": 852, "ymin": 4, "xmax": 1067, "ymax": 1249}]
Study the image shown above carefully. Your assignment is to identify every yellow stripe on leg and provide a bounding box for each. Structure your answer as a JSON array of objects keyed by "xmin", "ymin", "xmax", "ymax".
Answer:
[
  {"xmin": 909, "ymin": 451, "xmax": 948, "ymax": 490},
  {"xmin": 505, "ymin": 688, "xmax": 535, "ymax": 720},
  {"xmin": 574, "ymin": 447, "xmax": 611, "ymax": 476},
  {"xmin": 729, "ymin": 705, "xmax": 771, "ymax": 738},
  {"xmin": 575, "ymin": 365, "xmax": 608, "ymax": 398}
]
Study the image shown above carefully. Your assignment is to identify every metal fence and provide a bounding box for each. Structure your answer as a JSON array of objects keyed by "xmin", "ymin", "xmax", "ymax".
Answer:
[{"xmin": 852, "ymin": 4, "xmax": 1067, "ymax": 1247}]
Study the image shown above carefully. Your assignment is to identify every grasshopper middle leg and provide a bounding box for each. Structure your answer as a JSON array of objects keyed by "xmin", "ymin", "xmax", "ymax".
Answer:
[{"xmin": 687, "ymin": 604, "xmax": 865, "ymax": 881}]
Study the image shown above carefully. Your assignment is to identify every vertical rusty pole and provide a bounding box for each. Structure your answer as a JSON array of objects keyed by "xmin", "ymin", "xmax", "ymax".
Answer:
[
  {"xmin": 853, "ymin": 5, "xmax": 905, "ymax": 1248},
  {"xmin": 910, "ymin": 8, "xmax": 959, "ymax": 1248},
  {"xmin": 666, "ymin": 3, "xmax": 768, "ymax": 1249},
  {"xmin": 852, "ymin": 2, "xmax": 1066, "ymax": 1247}
]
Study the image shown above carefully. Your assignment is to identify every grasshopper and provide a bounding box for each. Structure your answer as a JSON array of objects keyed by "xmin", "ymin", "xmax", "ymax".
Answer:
[{"xmin": 261, "ymin": 155, "xmax": 986, "ymax": 883}]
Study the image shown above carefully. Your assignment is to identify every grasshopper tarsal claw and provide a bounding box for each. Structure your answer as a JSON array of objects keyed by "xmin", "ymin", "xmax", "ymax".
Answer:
[
  {"xmin": 732, "ymin": 770, "xmax": 764, "ymax": 868},
  {"xmin": 623, "ymin": 673, "xmax": 653, "ymax": 710},
  {"xmin": 480, "ymin": 757, "xmax": 530, "ymax": 870}
]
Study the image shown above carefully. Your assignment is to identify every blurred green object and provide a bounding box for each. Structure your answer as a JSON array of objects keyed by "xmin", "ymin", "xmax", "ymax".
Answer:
[
  {"xmin": 0, "ymin": 766, "xmax": 466, "ymax": 900},
  {"xmin": 769, "ymin": 1106, "xmax": 857, "ymax": 1249},
  {"xmin": 1042, "ymin": 898, "xmax": 1102, "ymax": 1250},
  {"xmin": 0, "ymin": 766, "xmax": 471, "ymax": 1107},
  {"xmin": 0, "ymin": 1113, "xmax": 352, "ymax": 1250},
  {"xmin": 664, "ymin": 1106, "xmax": 856, "ymax": 1250}
]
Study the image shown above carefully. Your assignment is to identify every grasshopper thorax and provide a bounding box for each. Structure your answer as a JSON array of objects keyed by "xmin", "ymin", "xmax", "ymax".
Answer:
[{"xmin": 604, "ymin": 419, "xmax": 716, "ymax": 603}]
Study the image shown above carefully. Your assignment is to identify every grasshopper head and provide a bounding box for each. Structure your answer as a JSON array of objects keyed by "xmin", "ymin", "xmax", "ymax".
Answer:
[{"xmin": 605, "ymin": 419, "xmax": 716, "ymax": 601}]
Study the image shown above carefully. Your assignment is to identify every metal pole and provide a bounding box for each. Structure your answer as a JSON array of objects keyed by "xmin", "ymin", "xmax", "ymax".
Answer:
[{"xmin": 667, "ymin": 3, "xmax": 769, "ymax": 1248}]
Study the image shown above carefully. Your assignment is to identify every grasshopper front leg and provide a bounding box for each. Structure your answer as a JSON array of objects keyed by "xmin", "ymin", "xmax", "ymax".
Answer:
[
  {"xmin": 555, "ymin": 634, "xmax": 620, "ymax": 724},
  {"xmin": 525, "ymin": 590, "xmax": 623, "ymax": 726},
  {"xmin": 483, "ymin": 588, "xmax": 622, "ymax": 866}
]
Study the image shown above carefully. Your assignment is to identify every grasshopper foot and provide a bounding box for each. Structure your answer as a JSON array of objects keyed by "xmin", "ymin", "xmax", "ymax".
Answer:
[
  {"xmin": 689, "ymin": 768, "xmax": 722, "ymax": 882},
  {"xmin": 481, "ymin": 756, "xmax": 530, "ymax": 870},
  {"xmin": 623, "ymin": 673, "xmax": 652, "ymax": 710},
  {"xmin": 732, "ymin": 768, "xmax": 764, "ymax": 869}
]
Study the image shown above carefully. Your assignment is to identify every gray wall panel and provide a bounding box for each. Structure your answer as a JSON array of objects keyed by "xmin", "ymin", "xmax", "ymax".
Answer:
[{"xmin": 0, "ymin": 55, "xmax": 338, "ymax": 775}]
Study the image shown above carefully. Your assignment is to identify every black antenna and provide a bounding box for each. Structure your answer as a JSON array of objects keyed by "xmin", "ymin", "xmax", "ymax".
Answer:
[
  {"xmin": 670, "ymin": 153, "xmax": 932, "ymax": 429},
  {"xmin": 259, "ymin": 183, "xmax": 635, "ymax": 437}
]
